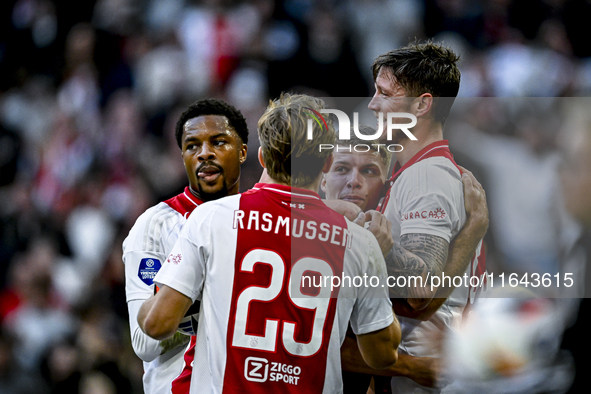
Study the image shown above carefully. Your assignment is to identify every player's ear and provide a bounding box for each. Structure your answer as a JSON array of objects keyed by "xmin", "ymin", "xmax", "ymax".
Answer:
[
  {"xmin": 258, "ymin": 147, "xmax": 267, "ymax": 169},
  {"xmin": 239, "ymin": 144, "xmax": 247, "ymax": 164},
  {"xmin": 413, "ymin": 93, "xmax": 433, "ymax": 118},
  {"xmin": 320, "ymin": 174, "xmax": 328, "ymax": 193}
]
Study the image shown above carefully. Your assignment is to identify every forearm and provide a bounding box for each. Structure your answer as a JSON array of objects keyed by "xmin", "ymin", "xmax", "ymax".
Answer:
[
  {"xmin": 435, "ymin": 217, "xmax": 485, "ymax": 299},
  {"xmin": 341, "ymin": 337, "xmax": 438, "ymax": 388},
  {"xmin": 386, "ymin": 234, "xmax": 449, "ymax": 309},
  {"xmin": 139, "ymin": 285, "xmax": 193, "ymax": 340},
  {"xmin": 137, "ymin": 294, "xmax": 169, "ymax": 340},
  {"xmin": 356, "ymin": 321, "xmax": 400, "ymax": 370}
]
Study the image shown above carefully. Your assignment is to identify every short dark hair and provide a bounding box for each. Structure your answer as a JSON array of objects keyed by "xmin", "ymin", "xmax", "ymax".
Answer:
[
  {"xmin": 372, "ymin": 41, "xmax": 461, "ymax": 125},
  {"xmin": 175, "ymin": 99, "xmax": 249, "ymax": 149}
]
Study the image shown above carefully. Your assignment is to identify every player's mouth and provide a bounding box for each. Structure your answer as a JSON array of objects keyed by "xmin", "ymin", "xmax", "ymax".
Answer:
[
  {"xmin": 341, "ymin": 195, "xmax": 365, "ymax": 206},
  {"xmin": 197, "ymin": 165, "xmax": 222, "ymax": 183}
]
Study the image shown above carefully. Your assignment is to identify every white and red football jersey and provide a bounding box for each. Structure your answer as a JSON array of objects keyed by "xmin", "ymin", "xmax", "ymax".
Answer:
[
  {"xmin": 123, "ymin": 187, "xmax": 201, "ymax": 394},
  {"xmin": 155, "ymin": 183, "xmax": 394, "ymax": 394},
  {"xmin": 379, "ymin": 140, "xmax": 486, "ymax": 393}
]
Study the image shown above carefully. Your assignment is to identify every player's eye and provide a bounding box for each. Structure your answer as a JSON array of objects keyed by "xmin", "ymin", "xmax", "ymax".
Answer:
[
  {"xmin": 213, "ymin": 140, "xmax": 227, "ymax": 146},
  {"xmin": 335, "ymin": 166, "xmax": 348, "ymax": 173},
  {"xmin": 362, "ymin": 168, "xmax": 378, "ymax": 175}
]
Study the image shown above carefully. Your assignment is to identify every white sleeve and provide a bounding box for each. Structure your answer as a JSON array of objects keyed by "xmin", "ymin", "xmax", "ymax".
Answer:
[
  {"xmin": 122, "ymin": 204, "xmax": 179, "ymax": 360},
  {"xmin": 349, "ymin": 232, "xmax": 394, "ymax": 335},
  {"xmin": 127, "ymin": 299, "xmax": 162, "ymax": 362},
  {"xmin": 123, "ymin": 250, "xmax": 165, "ymax": 302},
  {"xmin": 154, "ymin": 207, "xmax": 211, "ymax": 303},
  {"xmin": 399, "ymin": 192, "xmax": 455, "ymax": 242},
  {"xmin": 122, "ymin": 204, "xmax": 175, "ymax": 303},
  {"xmin": 396, "ymin": 162, "xmax": 463, "ymax": 243}
]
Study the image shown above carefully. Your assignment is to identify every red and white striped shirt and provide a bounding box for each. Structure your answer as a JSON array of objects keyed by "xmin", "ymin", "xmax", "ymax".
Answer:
[{"xmin": 155, "ymin": 183, "xmax": 394, "ymax": 393}]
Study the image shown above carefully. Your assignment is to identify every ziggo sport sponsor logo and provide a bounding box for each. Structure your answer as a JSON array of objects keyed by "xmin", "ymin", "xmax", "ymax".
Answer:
[{"xmin": 244, "ymin": 357, "xmax": 302, "ymax": 385}]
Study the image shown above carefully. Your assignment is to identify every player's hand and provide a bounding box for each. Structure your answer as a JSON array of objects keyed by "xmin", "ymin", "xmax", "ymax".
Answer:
[
  {"xmin": 403, "ymin": 355, "xmax": 441, "ymax": 388},
  {"xmin": 365, "ymin": 210, "xmax": 394, "ymax": 256},
  {"xmin": 324, "ymin": 199, "xmax": 363, "ymax": 222},
  {"xmin": 459, "ymin": 166, "xmax": 489, "ymax": 239},
  {"xmin": 352, "ymin": 212, "xmax": 366, "ymax": 227}
]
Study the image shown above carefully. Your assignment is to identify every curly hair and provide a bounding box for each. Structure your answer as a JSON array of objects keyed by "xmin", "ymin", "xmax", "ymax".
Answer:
[
  {"xmin": 372, "ymin": 40, "xmax": 461, "ymax": 125},
  {"xmin": 175, "ymin": 99, "xmax": 248, "ymax": 149}
]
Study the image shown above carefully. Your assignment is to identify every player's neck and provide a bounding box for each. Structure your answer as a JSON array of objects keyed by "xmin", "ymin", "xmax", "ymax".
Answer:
[
  {"xmin": 396, "ymin": 124, "xmax": 443, "ymax": 167},
  {"xmin": 188, "ymin": 185, "xmax": 239, "ymax": 201},
  {"xmin": 263, "ymin": 176, "xmax": 322, "ymax": 194}
]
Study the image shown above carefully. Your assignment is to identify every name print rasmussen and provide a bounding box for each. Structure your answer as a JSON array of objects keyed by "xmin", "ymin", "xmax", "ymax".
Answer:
[{"xmin": 233, "ymin": 209, "xmax": 352, "ymax": 248}]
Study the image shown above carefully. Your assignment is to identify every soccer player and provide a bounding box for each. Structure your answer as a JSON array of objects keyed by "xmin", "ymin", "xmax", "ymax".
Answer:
[
  {"xmin": 322, "ymin": 131, "xmax": 488, "ymax": 392},
  {"xmin": 363, "ymin": 41, "xmax": 488, "ymax": 393},
  {"xmin": 122, "ymin": 99, "xmax": 248, "ymax": 394},
  {"xmin": 321, "ymin": 127, "xmax": 393, "ymax": 213},
  {"xmin": 138, "ymin": 93, "xmax": 401, "ymax": 393}
]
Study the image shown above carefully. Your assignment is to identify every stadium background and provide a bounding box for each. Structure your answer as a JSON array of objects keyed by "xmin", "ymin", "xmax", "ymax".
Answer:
[{"xmin": 0, "ymin": 0, "xmax": 589, "ymax": 393}]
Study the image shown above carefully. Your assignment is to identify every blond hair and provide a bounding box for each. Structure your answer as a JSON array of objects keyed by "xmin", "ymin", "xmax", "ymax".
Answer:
[
  {"xmin": 258, "ymin": 93, "xmax": 336, "ymax": 187},
  {"xmin": 336, "ymin": 125, "xmax": 393, "ymax": 174}
]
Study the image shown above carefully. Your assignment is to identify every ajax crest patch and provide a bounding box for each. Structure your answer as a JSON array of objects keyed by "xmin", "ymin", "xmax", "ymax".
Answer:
[{"xmin": 138, "ymin": 258, "xmax": 162, "ymax": 285}]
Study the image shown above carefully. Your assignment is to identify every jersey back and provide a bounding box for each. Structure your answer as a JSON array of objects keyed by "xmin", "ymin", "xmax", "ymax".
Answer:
[{"xmin": 155, "ymin": 184, "xmax": 394, "ymax": 394}]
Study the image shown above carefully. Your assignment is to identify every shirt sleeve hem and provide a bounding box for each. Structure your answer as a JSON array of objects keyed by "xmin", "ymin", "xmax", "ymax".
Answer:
[
  {"xmin": 354, "ymin": 314, "xmax": 394, "ymax": 336},
  {"xmin": 154, "ymin": 277, "xmax": 197, "ymax": 303}
]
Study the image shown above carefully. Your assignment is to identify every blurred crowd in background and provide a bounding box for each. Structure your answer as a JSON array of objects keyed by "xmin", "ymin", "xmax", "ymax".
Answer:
[{"xmin": 1, "ymin": 0, "xmax": 591, "ymax": 393}]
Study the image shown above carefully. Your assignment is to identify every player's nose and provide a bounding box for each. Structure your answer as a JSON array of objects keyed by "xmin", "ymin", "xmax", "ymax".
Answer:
[
  {"xmin": 346, "ymin": 169, "xmax": 363, "ymax": 189},
  {"xmin": 197, "ymin": 142, "xmax": 216, "ymax": 161},
  {"xmin": 368, "ymin": 95, "xmax": 380, "ymax": 112}
]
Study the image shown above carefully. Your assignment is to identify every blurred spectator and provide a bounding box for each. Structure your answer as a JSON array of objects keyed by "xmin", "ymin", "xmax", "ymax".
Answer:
[
  {"xmin": 2, "ymin": 237, "xmax": 77, "ymax": 371},
  {"xmin": 41, "ymin": 338, "xmax": 82, "ymax": 394},
  {"xmin": 447, "ymin": 98, "xmax": 581, "ymax": 275},
  {"xmin": 302, "ymin": 7, "xmax": 368, "ymax": 96},
  {"xmin": 0, "ymin": 329, "xmax": 49, "ymax": 394},
  {"xmin": 558, "ymin": 98, "xmax": 591, "ymax": 394},
  {"xmin": 345, "ymin": 0, "xmax": 424, "ymax": 87}
]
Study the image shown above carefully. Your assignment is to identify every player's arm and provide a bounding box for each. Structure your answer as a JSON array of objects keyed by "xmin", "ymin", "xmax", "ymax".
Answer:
[
  {"xmin": 350, "ymin": 231, "xmax": 401, "ymax": 370},
  {"xmin": 392, "ymin": 169, "xmax": 489, "ymax": 320},
  {"xmin": 364, "ymin": 210, "xmax": 448, "ymax": 310},
  {"xmin": 139, "ymin": 205, "xmax": 210, "ymax": 340},
  {"xmin": 138, "ymin": 285, "xmax": 193, "ymax": 340},
  {"xmin": 355, "ymin": 318, "xmax": 401, "ymax": 370},
  {"xmin": 123, "ymin": 241, "xmax": 191, "ymax": 361},
  {"xmin": 341, "ymin": 336, "xmax": 439, "ymax": 388},
  {"xmin": 128, "ymin": 299, "xmax": 190, "ymax": 361}
]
